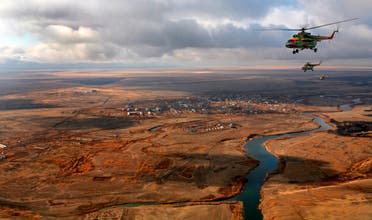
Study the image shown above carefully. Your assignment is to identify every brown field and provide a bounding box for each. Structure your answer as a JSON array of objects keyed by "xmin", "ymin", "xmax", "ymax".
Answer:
[{"xmin": 0, "ymin": 68, "xmax": 371, "ymax": 219}]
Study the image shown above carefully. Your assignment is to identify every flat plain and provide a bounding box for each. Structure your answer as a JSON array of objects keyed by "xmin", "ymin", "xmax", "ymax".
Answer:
[{"xmin": 0, "ymin": 68, "xmax": 370, "ymax": 219}]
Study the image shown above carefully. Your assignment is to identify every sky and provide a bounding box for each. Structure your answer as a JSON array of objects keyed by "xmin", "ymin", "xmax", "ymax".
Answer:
[{"xmin": 0, "ymin": 0, "xmax": 371, "ymax": 70}]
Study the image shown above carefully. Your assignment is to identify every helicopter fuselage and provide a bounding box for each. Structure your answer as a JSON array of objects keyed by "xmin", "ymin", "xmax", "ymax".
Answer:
[
  {"xmin": 286, "ymin": 30, "xmax": 338, "ymax": 54},
  {"xmin": 302, "ymin": 65, "xmax": 315, "ymax": 71},
  {"xmin": 302, "ymin": 66, "xmax": 314, "ymax": 72},
  {"xmin": 286, "ymin": 37, "xmax": 317, "ymax": 48}
]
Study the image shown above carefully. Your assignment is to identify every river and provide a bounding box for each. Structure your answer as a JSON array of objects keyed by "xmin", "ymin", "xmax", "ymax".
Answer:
[
  {"xmin": 232, "ymin": 115, "xmax": 332, "ymax": 219},
  {"xmin": 89, "ymin": 114, "xmax": 333, "ymax": 219}
]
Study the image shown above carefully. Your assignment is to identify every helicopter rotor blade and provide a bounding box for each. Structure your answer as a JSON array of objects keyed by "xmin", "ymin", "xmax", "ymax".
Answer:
[
  {"xmin": 254, "ymin": 28, "xmax": 303, "ymax": 31},
  {"xmin": 255, "ymin": 18, "xmax": 358, "ymax": 32},
  {"xmin": 305, "ymin": 18, "xmax": 358, "ymax": 30}
]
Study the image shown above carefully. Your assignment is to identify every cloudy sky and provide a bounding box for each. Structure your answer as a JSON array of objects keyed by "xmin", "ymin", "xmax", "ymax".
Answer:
[{"xmin": 0, "ymin": 0, "xmax": 371, "ymax": 70}]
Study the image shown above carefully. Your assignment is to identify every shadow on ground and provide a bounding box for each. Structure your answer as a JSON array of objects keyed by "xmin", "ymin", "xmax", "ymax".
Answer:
[
  {"xmin": 0, "ymin": 99, "xmax": 59, "ymax": 110},
  {"xmin": 275, "ymin": 155, "xmax": 340, "ymax": 183},
  {"xmin": 54, "ymin": 116, "xmax": 134, "ymax": 130}
]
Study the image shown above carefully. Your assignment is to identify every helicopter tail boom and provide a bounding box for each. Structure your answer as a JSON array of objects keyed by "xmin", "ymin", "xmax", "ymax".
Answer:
[{"xmin": 316, "ymin": 30, "xmax": 339, "ymax": 40}]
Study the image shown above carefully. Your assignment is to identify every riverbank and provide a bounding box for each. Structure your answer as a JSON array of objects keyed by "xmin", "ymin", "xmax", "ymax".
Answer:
[
  {"xmin": 260, "ymin": 106, "xmax": 372, "ymax": 219},
  {"xmin": 73, "ymin": 201, "xmax": 244, "ymax": 220},
  {"xmin": 232, "ymin": 115, "xmax": 331, "ymax": 220}
]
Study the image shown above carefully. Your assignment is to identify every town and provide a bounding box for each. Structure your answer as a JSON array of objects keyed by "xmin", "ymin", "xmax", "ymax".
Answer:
[{"xmin": 75, "ymin": 91, "xmax": 365, "ymax": 119}]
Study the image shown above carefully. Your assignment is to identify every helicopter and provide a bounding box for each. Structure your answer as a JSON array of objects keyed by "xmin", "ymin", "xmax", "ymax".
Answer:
[
  {"xmin": 302, "ymin": 61, "xmax": 321, "ymax": 72},
  {"xmin": 319, "ymin": 74, "xmax": 327, "ymax": 80},
  {"xmin": 258, "ymin": 18, "xmax": 358, "ymax": 54}
]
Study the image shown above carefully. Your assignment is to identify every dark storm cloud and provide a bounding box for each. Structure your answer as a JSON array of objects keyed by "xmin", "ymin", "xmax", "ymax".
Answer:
[
  {"xmin": 170, "ymin": 0, "xmax": 297, "ymax": 19},
  {"xmin": 105, "ymin": 19, "xmax": 213, "ymax": 50},
  {"xmin": 85, "ymin": 0, "xmax": 295, "ymax": 22},
  {"xmin": 209, "ymin": 24, "xmax": 286, "ymax": 48}
]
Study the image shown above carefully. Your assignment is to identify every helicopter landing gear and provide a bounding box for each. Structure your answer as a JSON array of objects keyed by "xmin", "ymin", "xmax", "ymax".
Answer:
[{"xmin": 292, "ymin": 49, "xmax": 299, "ymax": 54}]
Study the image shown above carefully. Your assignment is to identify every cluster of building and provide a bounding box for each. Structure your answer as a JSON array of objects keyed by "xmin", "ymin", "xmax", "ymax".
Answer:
[
  {"xmin": 0, "ymin": 144, "xmax": 7, "ymax": 161},
  {"xmin": 123, "ymin": 95, "xmax": 300, "ymax": 117},
  {"xmin": 183, "ymin": 121, "xmax": 239, "ymax": 134},
  {"xmin": 72, "ymin": 89, "xmax": 98, "ymax": 95},
  {"xmin": 125, "ymin": 104, "xmax": 163, "ymax": 116}
]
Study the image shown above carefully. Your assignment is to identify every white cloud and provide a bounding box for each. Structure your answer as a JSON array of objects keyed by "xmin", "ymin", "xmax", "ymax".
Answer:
[
  {"xmin": 0, "ymin": 46, "xmax": 25, "ymax": 61},
  {"xmin": 43, "ymin": 25, "xmax": 99, "ymax": 44},
  {"xmin": 25, "ymin": 42, "xmax": 133, "ymax": 63},
  {"xmin": 261, "ymin": 6, "xmax": 309, "ymax": 28}
]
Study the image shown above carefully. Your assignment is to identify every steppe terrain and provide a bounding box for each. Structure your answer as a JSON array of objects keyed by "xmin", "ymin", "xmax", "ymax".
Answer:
[
  {"xmin": 0, "ymin": 68, "xmax": 371, "ymax": 219},
  {"xmin": 261, "ymin": 106, "xmax": 371, "ymax": 220}
]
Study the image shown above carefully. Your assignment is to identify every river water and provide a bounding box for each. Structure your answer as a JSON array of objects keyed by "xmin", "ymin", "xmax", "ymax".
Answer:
[
  {"xmin": 340, "ymin": 104, "xmax": 352, "ymax": 112},
  {"xmin": 232, "ymin": 115, "xmax": 332, "ymax": 219}
]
